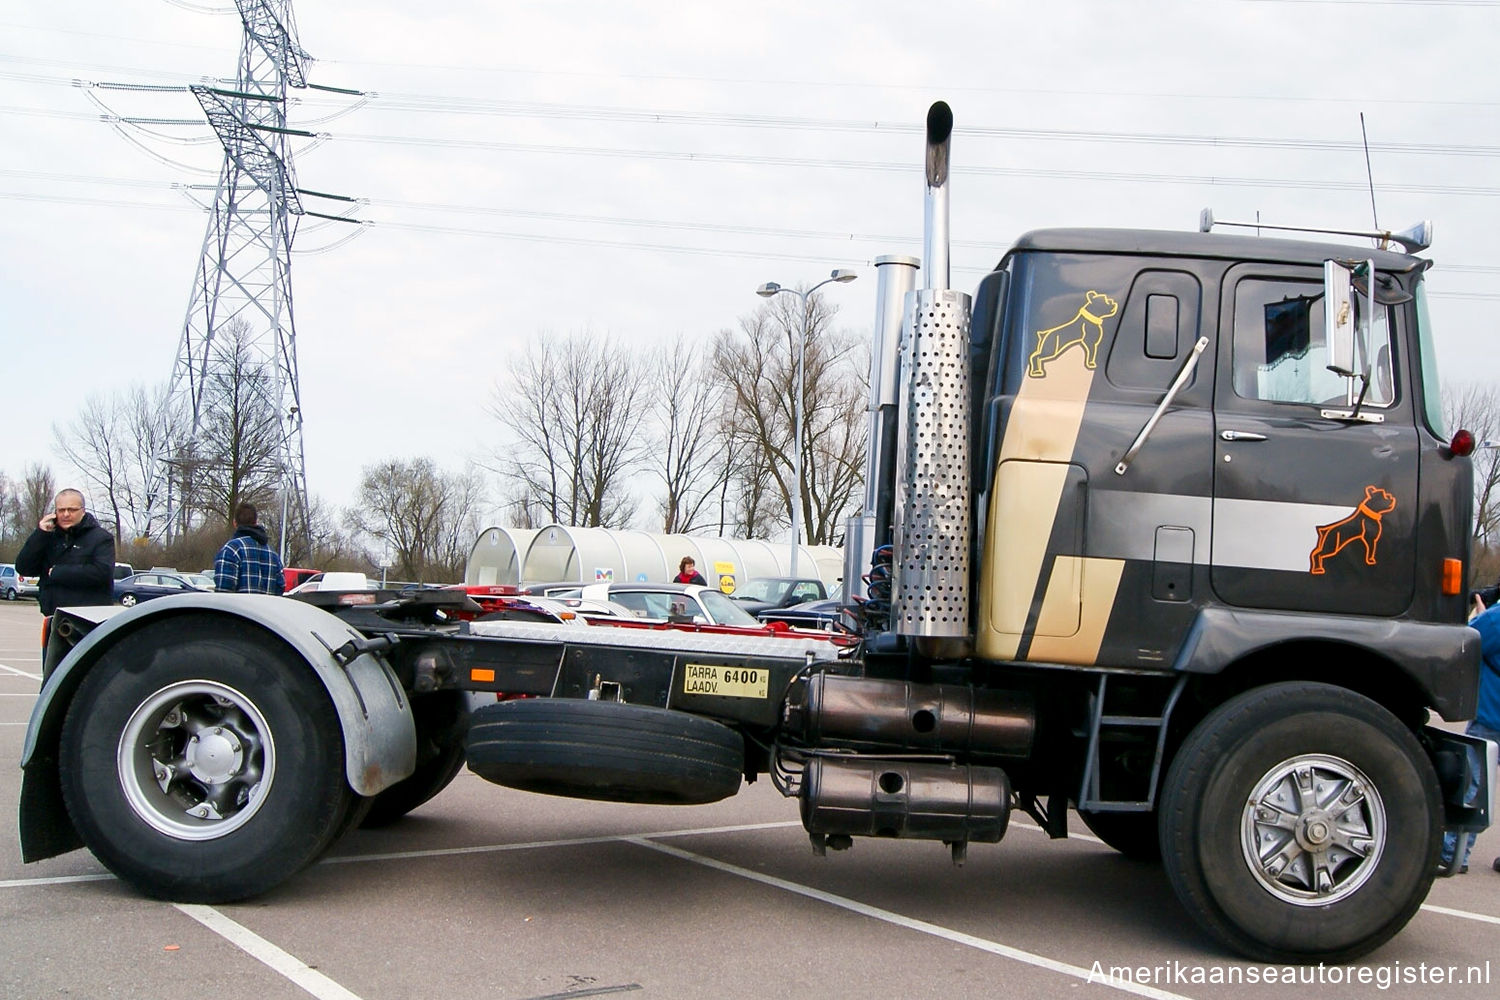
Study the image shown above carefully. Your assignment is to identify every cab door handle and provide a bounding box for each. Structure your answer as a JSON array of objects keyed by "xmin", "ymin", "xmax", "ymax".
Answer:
[{"xmin": 1219, "ymin": 430, "xmax": 1268, "ymax": 442}]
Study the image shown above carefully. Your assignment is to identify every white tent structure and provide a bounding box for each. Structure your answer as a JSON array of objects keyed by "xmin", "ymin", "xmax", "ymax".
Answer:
[
  {"xmin": 463, "ymin": 527, "xmax": 539, "ymax": 586},
  {"xmin": 466, "ymin": 523, "xmax": 842, "ymax": 591}
]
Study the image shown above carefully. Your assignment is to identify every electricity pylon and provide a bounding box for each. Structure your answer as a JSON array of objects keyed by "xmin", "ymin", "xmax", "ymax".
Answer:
[{"xmin": 163, "ymin": 0, "xmax": 312, "ymax": 558}]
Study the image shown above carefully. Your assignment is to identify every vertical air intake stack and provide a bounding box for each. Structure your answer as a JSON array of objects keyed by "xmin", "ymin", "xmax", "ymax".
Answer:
[
  {"xmin": 845, "ymin": 254, "xmax": 920, "ymax": 600},
  {"xmin": 892, "ymin": 102, "xmax": 972, "ymax": 645}
]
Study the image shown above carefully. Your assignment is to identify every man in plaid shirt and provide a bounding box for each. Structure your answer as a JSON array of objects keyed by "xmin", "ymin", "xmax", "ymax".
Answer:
[{"xmin": 213, "ymin": 503, "xmax": 286, "ymax": 594}]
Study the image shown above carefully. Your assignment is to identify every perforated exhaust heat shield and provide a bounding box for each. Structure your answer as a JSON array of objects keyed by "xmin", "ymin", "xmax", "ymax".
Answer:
[{"xmin": 892, "ymin": 102, "xmax": 971, "ymax": 639}]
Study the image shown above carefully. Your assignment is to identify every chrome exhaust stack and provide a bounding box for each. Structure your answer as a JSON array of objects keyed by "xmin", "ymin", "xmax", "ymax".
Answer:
[
  {"xmin": 893, "ymin": 102, "xmax": 973, "ymax": 646},
  {"xmin": 922, "ymin": 101, "xmax": 953, "ymax": 291}
]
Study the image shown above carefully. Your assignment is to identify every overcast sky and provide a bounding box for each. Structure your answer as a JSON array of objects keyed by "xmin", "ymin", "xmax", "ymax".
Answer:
[{"xmin": 3, "ymin": 0, "xmax": 1497, "ymax": 524}]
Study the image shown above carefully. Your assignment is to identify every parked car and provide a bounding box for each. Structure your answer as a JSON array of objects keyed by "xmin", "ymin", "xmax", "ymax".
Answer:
[
  {"xmin": 576, "ymin": 582, "xmax": 765, "ymax": 628},
  {"xmin": 0, "ymin": 564, "xmax": 21, "ymax": 601},
  {"xmin": 728, "ymin": 576, "xmax": 828, "ymax": 615},
  {"xmin": 283, "ymin": 567, "xmax": 320, "ymax": 592},
  {"xmin": 451, "ymin": 585, "xmax": 634, "ymax": 625},
  {"xmin": 18, "ymin": 574, "xmax": 40, "ymax": 598},
  {"xmin": 756, "ymin": 597, "xmax": 851, "ymax": 632},
  {"xmin": 113, "ymin": 571, "xmax": 210, "ymax": 607},
  {"xmin": 515, "ymin": 581, "xmax": 589, "ymax": 598},
  {"xmin": 286, "ymin": 572, "xmax": 380, "ymax": 596},
  {"xmin": 184, "ymin": 572, "xmax": 217, "ymax": 592},
  {"xmin": 113, "ymin": 563, "xmax": 135, "ymax": 581}
]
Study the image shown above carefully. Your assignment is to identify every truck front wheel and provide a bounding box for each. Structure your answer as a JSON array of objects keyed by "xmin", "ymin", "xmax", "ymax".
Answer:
[
  {"xmin": 58, "ymin": 616, "xmax": 355, "ymax": 902},
  {"xmin": 1160, "ymin": 682, "xmax": 1439, "ymax": 963}
]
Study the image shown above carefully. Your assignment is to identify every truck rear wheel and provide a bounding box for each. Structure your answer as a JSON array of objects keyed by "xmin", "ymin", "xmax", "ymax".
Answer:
[
  {"xmin": 58, "ymin": 616, "xmax": 354, "ymax": 902},
  {"xmin": 1159, "ymin": 682, "xmax": 1438, "ymax": 963},
  {"xmin": 467, "ymin": 698, "xmax": 743, "ymax": 805},
  {"xmin": 360, "ymin": 692, "xmax": 469, "ymax": 828}
]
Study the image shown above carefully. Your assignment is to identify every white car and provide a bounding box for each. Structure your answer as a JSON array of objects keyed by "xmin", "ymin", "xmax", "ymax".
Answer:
[{"xmin": 576, "ymin": 582, "xmax": 764, "ymax": 628}]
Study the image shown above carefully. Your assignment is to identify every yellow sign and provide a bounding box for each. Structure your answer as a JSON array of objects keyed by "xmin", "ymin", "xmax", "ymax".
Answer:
[
  {"xmin": 714, "ymin": 561, "xmax": 737, "ymax": 594},
  {"xmin": 683, "ymin": 663, "xmax": 768, "ymax": 699}
]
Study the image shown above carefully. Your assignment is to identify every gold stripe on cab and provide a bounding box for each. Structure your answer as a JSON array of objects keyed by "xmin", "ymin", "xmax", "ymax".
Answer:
[
  {"xmin": 976, "ymin": 337, "xmax": 1100, "ymax": 662},
  {"xmin": 1026, "ymin": 556, "xmax": 1126, "ymax": 664}
]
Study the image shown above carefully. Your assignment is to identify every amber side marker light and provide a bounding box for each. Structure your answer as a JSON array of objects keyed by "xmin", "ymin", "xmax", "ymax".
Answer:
[
  {"xmin": 1448, "ymin": 429, "xmax": 1475, "ymax": 457},
  {"xmin": 471, "ymin": 668, "xmax": 496, "ymax": 683},
  {"xmin": 1442, "ymin": 558, "xmax": 1464, "ymax": 596}
]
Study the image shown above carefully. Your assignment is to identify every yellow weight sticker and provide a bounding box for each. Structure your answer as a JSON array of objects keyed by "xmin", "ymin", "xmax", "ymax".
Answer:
[{"xmin": 683, "ymin": 663, "xmax": 768, "ymax": 699}]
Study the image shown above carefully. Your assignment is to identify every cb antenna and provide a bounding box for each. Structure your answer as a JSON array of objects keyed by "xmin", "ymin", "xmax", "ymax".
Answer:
[{"xmin": 1360, "ymin": 112, "xmax": 1380, "ymax": 231}]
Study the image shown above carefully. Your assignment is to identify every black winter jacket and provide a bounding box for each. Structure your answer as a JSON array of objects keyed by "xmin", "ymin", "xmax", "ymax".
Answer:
[{"xmin": 14, "ymin": 512, "xmax": 116, "ymax": 615}]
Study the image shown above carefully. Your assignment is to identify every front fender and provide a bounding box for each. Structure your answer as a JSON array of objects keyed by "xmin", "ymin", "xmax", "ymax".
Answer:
[
  {"xmin": 20, "ymin": 594, "xmax": 416, "ymax": 863},
  {"xmin": 1171, "ymin": 606, "xmax": 1479, "ymax": 721}
]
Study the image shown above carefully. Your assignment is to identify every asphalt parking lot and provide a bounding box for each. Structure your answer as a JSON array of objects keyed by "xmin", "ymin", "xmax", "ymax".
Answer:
[{"xmin": 2, "ymin": 599, "xmax": 1498, "ymax": 999}]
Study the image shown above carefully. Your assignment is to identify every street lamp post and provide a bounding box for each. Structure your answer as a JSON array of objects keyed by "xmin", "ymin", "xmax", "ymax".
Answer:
[{"xmin": 755, "ymin": 268, "xmax": 858, "ymax": 577}]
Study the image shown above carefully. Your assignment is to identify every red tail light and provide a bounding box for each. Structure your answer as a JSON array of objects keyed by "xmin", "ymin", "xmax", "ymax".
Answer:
[{"xmin": 1450, "ymin": 429, "xmax": 1475, "ymax": 457}]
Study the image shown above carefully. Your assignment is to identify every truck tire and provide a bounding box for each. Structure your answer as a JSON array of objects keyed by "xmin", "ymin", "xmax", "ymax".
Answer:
[
  {"xmin": 360, "ymin": 691, "xmax": 469, "ymax": 828},
  {"xmin": 1078, "ymin": 810, "xmax": 1160, "ymax": 862},
  {"xmin": 1159, "ymin": 681, "xmax": 1439, "ymax": 963},
  {"xmin": 58, "ymin": 615, "xmax": 355, "ymax": 902},
  {"xmin": 467, "ymin": 698, "xmax": 743, "ymax": 805}
]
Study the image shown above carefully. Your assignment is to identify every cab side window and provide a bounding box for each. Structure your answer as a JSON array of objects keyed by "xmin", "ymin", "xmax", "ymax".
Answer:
[{"xmin": 1232, "ymin": 277, "xmax": 1395, "ymax": 408}]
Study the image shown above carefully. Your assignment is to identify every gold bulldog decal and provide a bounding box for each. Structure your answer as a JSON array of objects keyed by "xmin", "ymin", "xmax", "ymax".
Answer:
[
  {"xmin": 1309, "ymin": 485, "xmax": 1397, "ymax": 574},
  {"xmin": 1027, "ymin": 290, "xmax": 1119, "ymax": 378}
]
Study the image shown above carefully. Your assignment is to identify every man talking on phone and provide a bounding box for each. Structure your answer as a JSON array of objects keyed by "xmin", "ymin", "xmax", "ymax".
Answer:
[{"xmin": 14, "ymin": 488, "xmax": 116, "ymax": 617}]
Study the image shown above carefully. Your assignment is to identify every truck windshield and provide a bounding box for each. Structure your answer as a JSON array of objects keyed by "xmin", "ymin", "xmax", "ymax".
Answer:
[{"xmin": 1414, "ymin": 281, "xmax": 1446, "ymax": 437}]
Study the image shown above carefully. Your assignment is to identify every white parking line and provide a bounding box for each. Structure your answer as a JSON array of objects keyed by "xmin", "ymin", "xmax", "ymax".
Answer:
[
  {"xmin": 174, "ymin": 903, "xmax": 366, "ymax": 1000},
  {"xmin": 630, "ymin": 836, "xmax": 1195, "ymax": 1000},
  {"xmin": 0, "ymin": 873, "xmax": 114, "ymax": 888},
  {"xmin": 323, "ymin": 819, "xmax": 801, "ymax": 865},
  {"xmin": 1421, "ymin": 902, "xmax": 1500, "ymax": 927},
  {"xmin": 0, "ymin": 663, "xmax": 41, "ymax": 680}
]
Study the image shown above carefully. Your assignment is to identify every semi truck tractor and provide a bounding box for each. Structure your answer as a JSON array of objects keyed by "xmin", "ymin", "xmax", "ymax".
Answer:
[{"xmin": 19, "ymin": 102, "xmax": 1494, "ymax": 963}]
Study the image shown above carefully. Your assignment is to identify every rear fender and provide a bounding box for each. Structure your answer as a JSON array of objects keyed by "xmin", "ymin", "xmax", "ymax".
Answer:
[{"xmin": 20, "ymin": 594, "xmax": 416, "ymax": 862}]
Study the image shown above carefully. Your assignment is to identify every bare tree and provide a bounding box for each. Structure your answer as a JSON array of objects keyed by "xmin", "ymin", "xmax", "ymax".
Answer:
[
  {"xmin": 301, "ymin": 493, "xmax": 364, "ymax": 571},
  {"xmin": 351, "ymin": 458, "xmax": 483, "ymax": 581},
  {"xmin": 122, "ymin": 383, "xmax": 172, "ymax": 542},
  {"xmin": 19, "ymin": 463, "xmax": 57, "ymax": 533},
  {"xmin": 189, "ymin": 318, "xmax": 283, "ymax": 527},
  {"xmin": 54, "ymin": 392, "xmax": 128, "ymax": 540},
  {"xmin": 52, "ymin": 382, "xmax": 176, "ymax": 544},
  {"xmin": 710, "ymin": 293, "xmax": 867, "ymax": 545},
  {"xmin": 649, "ymin": 336, "xmax": 730, "ymax": 533},
  {"xmin": 487, "ymin": 332, "xmax": 649, "ymax": 528},
  {"xmin": 0, "ymin": 471, "xmax": 21, "ymax": 558}
]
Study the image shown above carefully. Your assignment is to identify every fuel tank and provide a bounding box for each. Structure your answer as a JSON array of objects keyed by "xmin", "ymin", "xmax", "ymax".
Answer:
[{"xmin": 785, "ymin": 672, "xmax": 1034, "ymax": 757}]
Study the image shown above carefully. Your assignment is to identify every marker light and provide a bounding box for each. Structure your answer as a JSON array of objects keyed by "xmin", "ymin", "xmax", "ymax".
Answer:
[
  {"xmin": 1449, "ymin": 429, "xmax": 1475, "ymax": 457},
  {"xmin": 1442, "ymin": 558, "xmax": 1464, "ymax": 597}
]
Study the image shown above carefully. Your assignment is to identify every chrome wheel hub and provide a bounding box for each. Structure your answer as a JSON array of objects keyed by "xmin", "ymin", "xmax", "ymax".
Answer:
[
  {"xmin": 1241, "ymin": 754, "xmax": 1384, "ymax": 905},
  {"xmin": 118, "ymin": 681, "xmax": 275, "ymax": 840}
]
